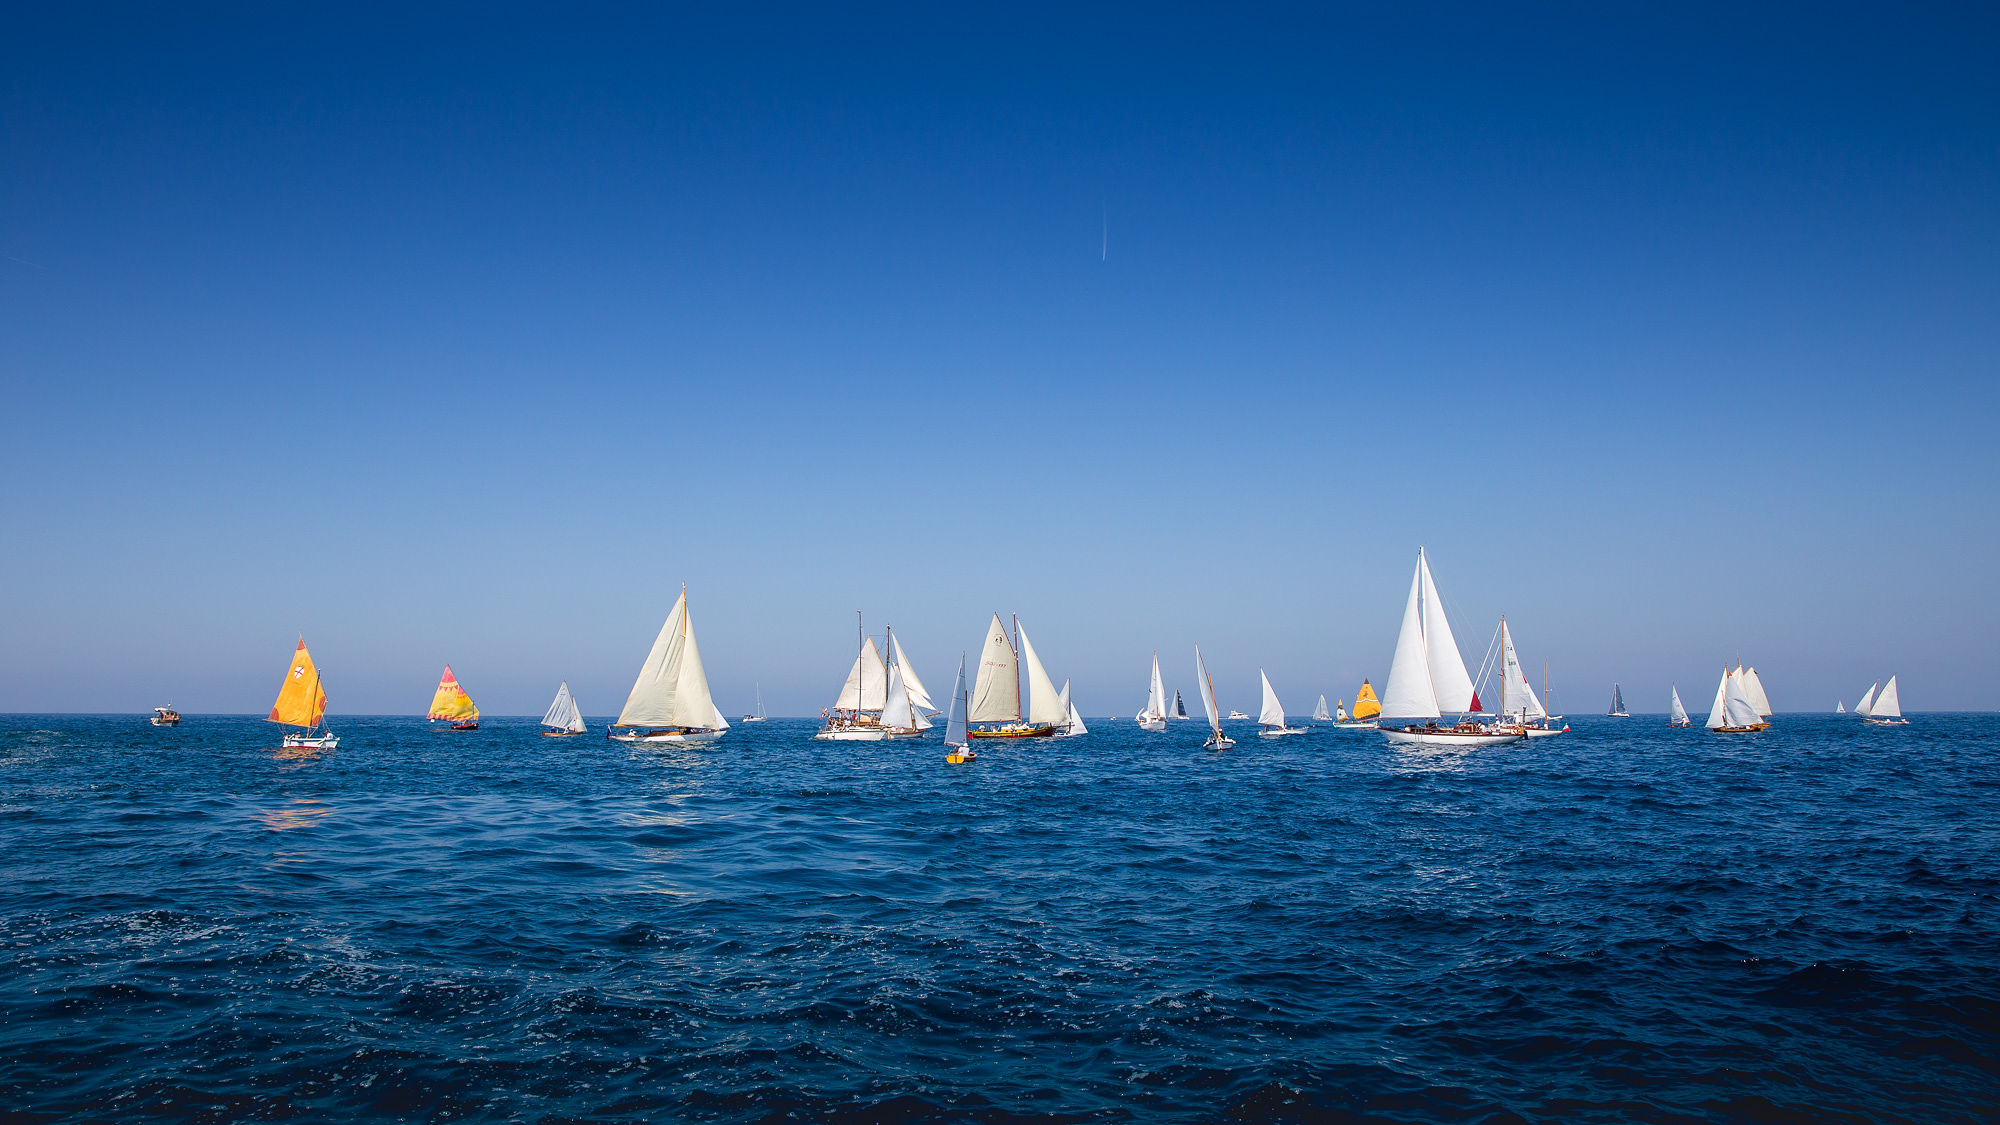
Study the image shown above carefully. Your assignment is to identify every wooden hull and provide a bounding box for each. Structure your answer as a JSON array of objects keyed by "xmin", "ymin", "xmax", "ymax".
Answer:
[
  {"xmin": 967, "ymin": 724, "xmax": 1058, "ymax": 739},
  {"xmin": 1709, "ymin": 724, "xmax": 1768, "ymax": 733},
  {"xmin": 540, "ymin": 730, "xmax": 585, "ymax": 737}
]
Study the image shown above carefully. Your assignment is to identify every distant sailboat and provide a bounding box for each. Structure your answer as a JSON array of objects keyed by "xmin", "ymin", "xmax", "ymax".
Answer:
[
  {"xmin": 1172, "ymin": 690, "xmax": 1190, "ymax": 720},
  {"xmin": 269, "ymin": 637, "xmax": 336, "ymax": 749},
  {"xmin": 1136, "ymin": 652, "xmax": 1168, "ymax": 731},
  {"xmin": 1377, "ymin": 548, "xmax": 1519, "ymax": 746},
  {"xmin": 1835, "ymin": 700, "xmax": 1845, "ymax": 714},
  {"xmin": 742, "ymin": 683, "xmax": 767, "ymax": 722},
  {"xmin": 541, "ymin": 680, "xmax": 587, "ymax": 736},
  {"xmin": 609, "ymin": 586, "xmax": 730, "ymax": 743},
  {"xmin": 1340, "ymin": 679, "xmax": 1382, "ymax": 726},
  {"xmin": 944, "ymin": 653, "xmax": 975, "ymax": 764},
  {"xmin": 1312, "ymin": 695, "xmax": 1331, "ymax": 722},
  {"xmin": 967, "ymin": 614, "xmax": 1062, "ymax": 738},
  {"xmin": 428, "ymin": 665, "xmax": 480, "ymax": 730},
  {"xmin": 1863, "ymin": 675, "xmax": 1907, "ymax": 725},
  {"xmin": 1705, "ymin": 665, "xmax": 1767, "ymax": 733},
  {"xmin": 1257, "ymin": 670, "xmax": 1305, "ymax": 737},
  {"xmin": 1055, "ymin": 679, "xmax": 1086, "ymax": 737},
  {"xmin": 1854, "ymin": 680, "xmax": 1879, "ymax": 717},
  {"xmin": 1196, "ymin": 646, "xmax": 1234, "ymax": 750},
  {"xmin": 1494, "ymin": 617, "xmax": 1565, "ymax": 737},
  {"xmin": 1607, "ymin": 683, "xmax": 1629, "ymax": 717},
  {"xmin": 1668, "ymin": 684, "xmax": 1690, "ymax": 727}
]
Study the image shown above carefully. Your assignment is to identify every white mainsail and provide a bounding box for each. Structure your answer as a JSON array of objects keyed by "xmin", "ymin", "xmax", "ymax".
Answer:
[
  {"xmin": 944, "ymin": 655, "xmax": 969, "ymax": 748},
  {"xmin": 1872, "ymin": 675, "xmax": 1901, "ymax": 719},
  {"xmin": 1497, "ymin": 617, "xmax": 1547, "ymax": 720},
  {"xmin": 1313, "ymin": 694, "xmax": 1331, "ymax": 721},
  {"xmin": 1381, "ymin": 557, "xmax": 1441, "ymax": 720},
  {"xmin": 1016, "ymin": 620, "xmax": 1068, "ymax": 726},
  {"xmin": 542, "ymin": 680, "xmax": 586, "ymax": 733},
  {"xmin": 1668, "ymin": 684, "xmax": 1689, "ymax": 725},
  {"xmin": 1723, "ymin": 670, "xmax": 1761, "ymax": 728},
  {"xmin": 1740, "ymin": 666, "xmax": 1773, "ymax": 718},
  {"xmin": 1258, "ymin": 670, "xmax": 1286, "ymax": 728},
  {"xmin": 1705, "ymin": 668, "xmax": 1732, "ymax": 729},
  {"xmin": 833, "ymin": 637, "xmax": 888, "ymax": 712},
  {"xmin": 1145, "ymin": 652, "xmax": 1167, "ymax": 720},
  {"xmin": 1057, "ymin": 679, "xmax": 1071, "ymax": 716},
  {"xmin": 881, "ymin": 660, "xmax": 916, "ymax": 731},
  {"xmin": 1855, "ymin": 681, "xmax": 1879, "ymax": 717},
  {"xmin": 968, "ymin": 613, "xmax": 1019, "ymax": 723},
  {"xmin": 1418, "ymin": 548, "xmax": 1478, "ymax": 712},
  {"xmin": 617, "ymin": 589, "xmax": 727, "ymax": 730},
  {"xmin": 892, "ymin": 635, "xmax": 938, "ymax": 715},
  {"xmin": 1195, "ymin": 646, "xmax": 1222, "ymax": 732}
]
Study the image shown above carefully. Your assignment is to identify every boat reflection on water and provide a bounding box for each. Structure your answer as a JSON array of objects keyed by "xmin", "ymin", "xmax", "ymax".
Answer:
[
  {"xmin": 267, "ymin": 743, "xmax": 327, "ymax": 765},
  {"xmin": 256, "ymin": 797, "xmax": 333, "ymax": 832}
]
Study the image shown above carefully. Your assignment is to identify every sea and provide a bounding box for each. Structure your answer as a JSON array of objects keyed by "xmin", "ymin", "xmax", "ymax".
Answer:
[{"xmin": 2, "ymin": 713, "xmax": 1995, "ymax": 1123}]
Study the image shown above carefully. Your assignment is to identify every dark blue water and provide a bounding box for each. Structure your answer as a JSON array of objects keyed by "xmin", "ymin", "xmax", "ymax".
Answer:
[{"xmin": 3, "ymin": 714, "xmax": 1996, "ymax": 1123}]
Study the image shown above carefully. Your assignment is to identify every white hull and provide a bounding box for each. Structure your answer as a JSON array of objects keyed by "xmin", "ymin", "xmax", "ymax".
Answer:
[
  {"xmin": 1227, "ymin": 711, "xmax": 1248, "ymax": 720},
  {"xmin": 1332, "ymin": 720, "xmax": 1378, "ymax": 729},
  {"xmin": 813, "ymin": 726, "xmax": 925, "ymax": 741},
  {"xmin": 1378, "ymin": 727, "xmax": 1524, "ymax": 747},
  {"xmin": 740, "ymin": 717, "xmax": 766, "ymax": 722},
  {"xmin": 1136, "ymin": 717, "xmax": 1167, "ymax": 732},
  {"xmin": 610, "ymin": 729, "xmax": 724, "ymax": 743},
  {"xmin": 282, "ymin": 732, "xmax": 338, "ymax": 749},
  {"xmin": 1204, "ymin": 734, "xmax": 1236, "ymax": 750},
  {"xmin": 1258, "ymin": 726, "xmax": 1307, "ymax": 737},
  {"xmin": 1519, "ymin": 726, "xmax": 1567, "ymax": 738},
  {"xmin": 1864, "ymin": 717, "xmax": 1909, "ymax": 725}
]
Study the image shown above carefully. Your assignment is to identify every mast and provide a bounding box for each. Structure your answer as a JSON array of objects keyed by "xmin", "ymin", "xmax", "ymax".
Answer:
[{"xmin": 1012, "ymin": 614, "xmax": 1023, "ymax": 723}]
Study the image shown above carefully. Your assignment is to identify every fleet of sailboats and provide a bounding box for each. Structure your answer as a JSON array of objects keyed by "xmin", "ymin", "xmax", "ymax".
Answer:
[
  {"xmin": 1257, "ymin": 670, "xmax": 1305, "ymax": 737},
  {"xmin": 1856, "ymin": 675, "xmax": 1906, "ymax": 724},
  {"xmin": 541, "ymin": 681, "xmax": 587, "ymax": 736},
  {"xmin": 1377, "ymin": 548, "xmax": 1522, "ymax": 746},
  {"xmin": 427, "ymin": 665, "xmax": 480, "ymax": 731},
  {"xmin": 609, "ymin": 587, "xmax": 729, "ymax": 743},
  {"xmin": 269, "ymin": 637, "xmax": 336, "ymax": 749}
]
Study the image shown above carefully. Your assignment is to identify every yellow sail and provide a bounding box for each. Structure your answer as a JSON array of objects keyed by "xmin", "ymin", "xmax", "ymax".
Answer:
[
  {"xmin": 427, "ymin": 665, "xmax": 479, "ymax": 721},
  {"xmin": 269, "ymin": 638, "xmax": 328, "ymax": 729},
  {"xmin": 1352, "ymin": 678, "xmax": 1381, "ymax": 720}
]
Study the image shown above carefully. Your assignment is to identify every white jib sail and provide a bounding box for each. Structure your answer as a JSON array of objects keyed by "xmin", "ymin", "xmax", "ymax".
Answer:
[
  {"xmin": 1146, "ymin": 653, "xmax": 1166, "ymax": 719},
  {"xmin": 1418, "ymin": 548, "xmax": 1478, "ymax": 713},
  {"xmin": 1381, "ymin": 555, "xmax": 1442, "ymax": 721},
  {"xmin": 1669, "ymin": 685, "xmax": 1689, "ymax": 725},
  {"xmin": 1313, "ymin": 695, "xmax": 1331, "ymax": 721},
  {"xmin": 892, "ymin": 635, "xmax": 938, "ymax": 714},
  {"xmin": 1724, "ymin": 671, "xmax": 1761, "ymax": 728},
  {"xmin": 881, "ymin": 660, "xmax": 916, "ymax": 731},
  {"xmin": 833, "ymin": 637, "xmax": 888, "ymax": 712},
  {"xmin": 618, "ymin": 591, "xmax": 688, "ymax": 727},
  {"xmin": 1740, "ymin": 666, "xmax": 1773, "ymax": 717},
  {"xmin": 1058, "ymin": 679, "xmax": 1071, "ymax": 716},
  {"xmin": 1016, "ymin": 621, "xmax": 1068, "ymax": 726},
  {"xmin": 1855, "ymin": 681, "xmax": 1879, "ymax": 717},
  {"xmin": 1873, "ymin": 675, "xmax": 1901, "ymax": 718},
  {"xmin": 1258, "ymin": 670, "xmax": 1286, "ymax": 728},
  {"xmin": 1066, "ymin": 701, "xmax": 1087, "ymax": 736},
  {"xmin": 542, "ymin": 680, "xmax": 585, "ymax": 732},
  {"xmin": 1705, "ymin": 668, "xmax": 1732, "ymax": 729},
  {"xmin": 944, "ymin": 655, "xmax": 969, "ymax": 748},
  {"xmin": 1498, "ymin": 618, "xmax": 1547, "ymax": 720},
  {"xmin": 1195, "ymin": 646, "xmax": 1222, "ymax": 731},
  {"xmin": 968, "ymin": 614, "xmax": 1020, "ymax": 723}
]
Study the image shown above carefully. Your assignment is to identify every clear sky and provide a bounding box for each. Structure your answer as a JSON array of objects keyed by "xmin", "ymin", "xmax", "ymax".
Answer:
[{"xmin": 4, "ymin": 4, "xmax": 1996, "ymax": 716}]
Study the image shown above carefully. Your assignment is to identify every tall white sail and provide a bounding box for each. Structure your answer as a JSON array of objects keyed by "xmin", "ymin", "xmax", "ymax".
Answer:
[
  {"xmin": 1145, "ymin": 652, "xmax": 1166, "ymax": 720},
  {"xmin": 617, "ymin": 589, "xmax": 725, "ymax": 730},
  {"xmin": 1740, "ymin": 666, "xmax": 1773, "ymax": 717},
  {"xmin": 968, "ymin": 614, "xmax": 1019, "ymax": 723},
  {"xmin": 1195, "ymin": 646, "xmax": 1222, "ymax": 731},
  {"xmin": 1381, "ymin": 557, "xmax": 1441, "ymax": 720},
  {"xmin": 1855, "ymin": 681, "xmax": 1879, "ymax": 717},
  {"xmin": 1705, "ymin": 668, "xmax": 1732, "ymax": 729},
  {"xmin": 1016, "ymin": 620, "xmax": 1068, "ymax": 726},
  {"xmin": 944, "ymin": 655, "xmax": 968, "ymax": 749},
  {"xmin": 542, "ymin": 681, "xmax": 586, "ymax": 733},
  {"xmin": 1057, "ymin": 679, "xmax": 1072, "ymax": 716},
  {"xmin": 1723, "ymin": 670, "xmax": 1761, "ymax": 728},
  {"xmin": 1065, "ymin": 702, "xmax": 1088, "ymax": 736},
  {"xmin": 1498, "ymin": 618, "xmax": 1547, "ymax": 720},
  {"xmin": 1668, "ymin": 684, "xmax": 1689, "ymax": 725},
  {"xmin": 1872, "ymin": 675, "xmax": 1901, "ymax": 719},
  {"xmin": 881, "ymin": 660, "xmax": 915, "ymax": 731},
  {"xmin": 1313, "ymin": 695, "xmax": 1331, "ymax": 721},
  {"xmin": 833, "ymin": 637, "xmax": 888, "ymax": 712},
  {"xmin": 1418, "ymin": 548, "xmax": 1479, "ymax": 712},
  {"xmin": 892, "ymin": 635, "xmax": 938, "ymax": 714},
  {"xmin": 1258, "ymin": 670, "xmax": 1286, "ymax": 728}
]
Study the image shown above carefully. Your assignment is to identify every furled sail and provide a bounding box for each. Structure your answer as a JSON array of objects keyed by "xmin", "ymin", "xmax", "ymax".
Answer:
[
  {"xmin": 1872, "ymin": 675, "xmax": 1902, "ymax": 719},
  {"xmin": 1381, "ymin": 559, "xmax": 1441, "ymax": 720},
  {"xmin": 1313, "ymin": 695, "xmax": 1331, "ymax": 721},
  {"xmin": 1418, "ymin": 549, "xmax": 1479, "ymax": 712},
  {"xmin": 968, "ymin": 614, "xmax": 1020, "ymax": 723},
  {"xmin": 1855, "ymin": 681, "xmax": 1879, "ymax": 717},
  {"xmin": 542, "ymin": 681, "xmax": 585, "ymax": 732},
  {"xmin": 1740, "ymin": 666, "xmax": 1773, "ymax": 717},
  {"xmin": 428, "ymin": 665, "xmax": 479, "ymax": 721},
  {"xmin": 617, "ymin": 589, "xmax": 726, "ymax": 730},
  {"xmin": 1258, "ymin": 670, "xmax": 1286, "ymax": 728},
  {"xmin": 268, "ymin": 638, "xmax": 328, "ymax": 729},
  {"xmin": 1016, "ymin": 621, "xmax": 1068, "ymax": 726},
  {"xmin": 892, "ymin": 635, "xmax": 938, "ymax": 714},
  {"xmin": 833, "ymin": 637, "xmax": 888, "ymax": 712},
  {"xmin": 1497, "ymin": 618, "xmax": 1547, "ymax": 720},
  {"xmin": 1668, "ymin": 684, "xmax": 1689, "ymax": 725},
  {"xmin": 1353, "ymin": 680, "xmax": 1381, "ymax": 719}
]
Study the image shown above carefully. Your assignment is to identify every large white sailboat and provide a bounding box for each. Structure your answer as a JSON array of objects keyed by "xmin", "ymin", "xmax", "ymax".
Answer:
[
  {"xmin": 540, "ymin": 680, "xmax": 587, "ymax": 736},
  {"xmin": 816, "ymin": 618, "xmax": 931, "ymax": 740},
  {"xmin": 1668, "ymin": 684, "xmax": 1691, "ymax": 727},
  {"xmin": 967, "ymin": 614, "xmax": 1065, "ymax": 738},
  {"xmin": 609, "ymin": 587, "xmax": 730, "ymax": 743},
  {"xmin": 1196, "ymin": 646, "xmax": 1234, "ymax": 750},
  {"xmin": 1704, "ymin": 665, "xmax": 1767, "ymax": 733},
  {"xmin": 1136, "ymin": 652, "xmax": 1168, "ymax": 731},
  {"xmin": 1257, "ymin": 670, "xmax": 1306, "ymax": 737},
  {"xmin": 1493, "ymin": 616, "xmax": 1566, "ymax": 737},
  {"xmin": 1377, "ymin": 548, "xmax": 1521, "ymax": 747},
  {"xmin": 1863, "ymin": 675, "xmax": 1907, "ymax": 725}
]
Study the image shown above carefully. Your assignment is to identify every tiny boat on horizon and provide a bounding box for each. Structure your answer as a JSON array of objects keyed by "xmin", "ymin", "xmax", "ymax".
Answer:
[{"xmin": 150, "ymin": 704, "xmax": 180, "ymax": 726}]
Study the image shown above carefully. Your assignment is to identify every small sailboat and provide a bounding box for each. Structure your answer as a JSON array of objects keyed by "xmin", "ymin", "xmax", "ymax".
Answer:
[
  {"xmin": 1335, "ymin": 680, "xmax": 1382, "ymax": 728},
  {"xmin": 1196, "ymin": 646, "xmax": 1234, "ymax": 750},
  {"xmin": 1377, "ymin": 548, "xmax": 1520, "ymax": 747},
  {"xmin": 541, "ymin": 680, "xmax": 587, "ymax": 736},
  {"xmin": 270, "ymin": 637, "xmax": 337, "ymax": 749},
  {"xmin": 1669, "ymin": 684, "xmax": 1691, "ymax": 727},
  {"xmin": 428, "ymin": 665, "xmax": 480, "ymax": 730},
  {"xmin": 967, "ymin": 614, "xmax": 1063, "ymax": 738},
  {"xmin": 1055, "ymin": 679, "xmax": 1087, "ymax": 736},
  {"xmin": 742, "ymin": 683, "xmax": 767, "ymax": 722},
  {"xmin": 944, "ymin": 654, "xmax": 975, "ymax": 763},
  {"xmin": 1312, "ymin": 695, "xmax": 1331, "ymax": 722},
  {"xmin": 1493, "ymin": 616, "xmax": 1566, "ymax": 737},
  {"xmin": 1607, "ymin": 683, "xmax": 1629, "ymax": 717},
  {"xmin": 1705, "ymin": 665, "xmax": 1768, "ymax": 733},
  {"xmin": 609, "ymin": 586, "xmax": 730, "ymax": 743},
  {"xmin": 1835, "ymin": 700, "xmax": 1845, "ymax": 713},
  {"xmin": 1172, "ymin": 690, "xmax": 1190, "ymax": 720},
  {"xmin": 1136, "ymin": 652, "xmax": 1169, "ymax": 731},
  {"xmin": 150, "ymin": 703, "xmax": 181, "ymax": 726},
  {"xmin": 1257, "ymin": 670, "xmax": 1306, "ymax": 737},
  {"xmin": 1854, "ymin": 680, "xmax": 1880, "ymax": 717},
  {"xmin": 1863, "ymin": 675, "xmax": 1907, "ymax": 725}
]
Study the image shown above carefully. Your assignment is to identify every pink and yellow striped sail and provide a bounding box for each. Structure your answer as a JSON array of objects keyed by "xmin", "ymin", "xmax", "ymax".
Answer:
[{"xmin": 428, "ymin": 665, "xmax": 479, "ymax": 721}]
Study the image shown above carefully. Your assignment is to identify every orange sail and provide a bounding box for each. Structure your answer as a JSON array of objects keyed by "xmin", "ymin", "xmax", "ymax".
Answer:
[
  {"xmin": 428, "ymin": 665, "xmax": 479, "ymax": 721},
  {"xmin": 269, "ymin": 638, "xmax": 329, "ymax": 729},
  {"xmin": 1352, "ymin": 679, "xmax": 1381, "ymax": 720}
]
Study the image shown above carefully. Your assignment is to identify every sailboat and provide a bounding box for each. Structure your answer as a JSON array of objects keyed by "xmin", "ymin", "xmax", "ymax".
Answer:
[
  {"xmin": 609, "ymin": 586, "xmax": 730, "ymax": 743},
  {"xmin": 1312, "ymin": 695, "xmax": 1331, "ymax": 722},
  {"xmin": 815, "ymin": 617, "xmax": 931, "ymax": 740},
  {"xmin": 1705, "ymin": 665, "xmax": 1768, "ymax": 733},
  {"xmin": 742, "ymin": 683, "xmax": 767, "ymax": 722},
  {"xmin": 428, "ymin": 665, "xmax": 480, "ymax": 730},
  {"xmin": 269, "ymin": 637, "xmax": 337, "ymax": 749},
  {"xmin": 1377, "ymin": 548, "xmax": 1520, "ymax": 747},
  {"xmin": 1854, "ymin": 680, "xmax": 1879, "ymax": 717},
  {"xmin": 1738, "ymin": 665, "xmax": 1774, "ymax": 721},
  {"xmin": 1835, "ymin": 700, "xmax": 1845, "ymax": 713},
  {"xmin": 1863, "ymin": 675, "xmax": 1907, "ymax": 725},
  {"xmin": 1668, "ymin": 684, "xmax": 1691, "ymax": 727},
  {"xmin": 1196, "ymin": 646, "xmax": 1234, "ymax": 750},
  {"xmin": 1493, "ymin": 616, "xmax": 1566, "ymax": 737},
  {"xmin": 1607, "ymin": 683, "xmax": 1629, "ymax": 717},
  {"xmin": 944, "ymin": 654, "xmax": 975, "ymax": 763},
  {"xmin": 966, "ymin": 614, "xmax": 1063, "ymax": 738},
  {"xmin": 1335, "ymin": 680, "xmax": 1381, "ymax": 728},
  {"xmin": 1136, "ymin": 652, "xmax": 1168, "ymax": 731},
  {"xmin": 1172, "ymin": 690, "xmax": 1190, "ymax": 720},
  {"xmin": 540, "ymin": 681, "xmax": 587, "ymax": 736},
  {"xmin": 1257, "ymin": 670, "xmax": 1306, "ymax": 737},
  {"xmin": 1055, "ymin": 679, "xmax": 1087, "ymax": 737}
]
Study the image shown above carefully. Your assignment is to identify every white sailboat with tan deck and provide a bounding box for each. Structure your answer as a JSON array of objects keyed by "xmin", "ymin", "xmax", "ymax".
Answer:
[
  {"xmin": 1705, "ymin": 665, "xmax": 1768, "ymax": 733},
  {"xmin": 609, "ymin": 586, "xmax": 730, "ymax": 743},
  {"xmin": 1196, "ymin": 646, "xmax": 1234, "ymax": 750},
  {"xmin": 1862, "ymin": 675, "xmax": 1907, "ymax": 724},
  {"xmin": 1136, "ymin": 652, "xmax": 1168, "ymax": 731},
  {"xmin": 1668, "ymin": 684, "xmax": 1691, "ymax": 727},
  {"xmin": 1377, "ymin": 548, "xmax": 1522, "ymax": 747},
  {"xmin": 1491, "ymin": 616, "xmax": 1566, "ymax": 737},
  {"xmin": 540, "ymin": 680, "xmax": 587, "ymax": 736},
  {"xmin": 967, "ymin": 614, "xmax": 1064, "ymax": 738},
  {"xmin": 815, "ymin": 617, "xmax": 932, "ymax": 740},
  {"xmin": 1257, "ymin": 670, "xmax": 1306, "ymax": 736}
]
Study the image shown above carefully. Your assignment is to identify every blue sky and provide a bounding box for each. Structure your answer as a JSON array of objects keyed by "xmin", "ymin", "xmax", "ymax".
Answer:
[{"xmin": 4, "ymin": 3, "xmax": 1996, "ymax": 715}]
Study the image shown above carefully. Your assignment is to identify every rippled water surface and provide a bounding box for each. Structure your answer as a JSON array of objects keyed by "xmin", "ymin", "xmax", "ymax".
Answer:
[{"xmin": 3, "ymin": 713, "xmax": 1997, "ymax": 1122}]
